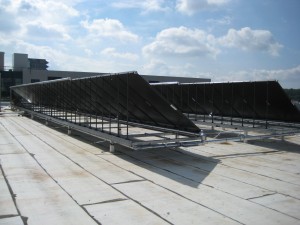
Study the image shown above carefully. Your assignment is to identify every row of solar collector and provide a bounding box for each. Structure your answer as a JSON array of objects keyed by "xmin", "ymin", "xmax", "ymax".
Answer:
[{"xmin": 10, "ymin": 71, "xmax": 300, "ymax": 135}]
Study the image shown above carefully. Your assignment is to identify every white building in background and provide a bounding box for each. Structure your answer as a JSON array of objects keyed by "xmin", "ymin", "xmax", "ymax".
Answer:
[
  {"xmin": 7, "ymin": 52, "xmax": 105, "ymax": 84},
  {"xmin": 9, "ymin": 52, "xmax": 210, "ymax": 84},
  {"xmin": 12, "ymin": 53, "xmax": 29, "ymax": 71},
  {"xmin": 0, "ymin": 51, "xmax": 211, "ymax": 97}
]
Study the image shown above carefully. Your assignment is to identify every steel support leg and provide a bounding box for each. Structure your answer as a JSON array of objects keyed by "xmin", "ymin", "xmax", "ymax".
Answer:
[
  {"xmin": 68, "ymin": 126, "xmax": 72, "ymax": 135},
  {"xmin": 110, "ymin": 142, "xmax": 115, "ymax": 153},
  {"xmin": 244, "ymin": 131, "xmax": 248, "ymax": 143},
  {"xmin": 200, "ymin": 130, "xmax": 206, "ymax": 145}
]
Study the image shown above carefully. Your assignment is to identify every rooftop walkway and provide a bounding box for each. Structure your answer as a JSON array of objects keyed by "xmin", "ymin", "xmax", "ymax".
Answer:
[{"xmin": 1, "ymin": 113, "xmax": 300, "ymax": 225}]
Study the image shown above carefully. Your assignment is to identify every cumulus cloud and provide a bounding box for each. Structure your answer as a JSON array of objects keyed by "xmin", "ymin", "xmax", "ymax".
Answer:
[
  {"xmin": 11, "ymin": 40, "xmax": 118, "ymax": 72},
  {"xmin": 32, "ymin": 0, "xmax": 79, "ymax": 22},
  {"xmin": 0, "ymin": 0, "xmax": 78, "ymax": 41},
  {"xmin": 141, "ymin": 59, "xmax": 213, "ymax": 78},
  {"xmin": 0, "ymin": 4, "xmax": 20, "ymax": 33},
  {"xmin": 81, "ymin": 19, "xmax": 139, "ymax": 42},
  {"xmin": 143, "ymin": 26, "xmax": 219, "ymax": 58},
  {"xmin": 84, "ymin": 49, "xmax": 93, "ymax": 57},
  {"xmin": 176, "ymin": 0, "xmax": 231, "ymax": 15},
  {"xmin": 25, "ymin": 22, "xmax": 71, "ymax": 40},
  {"xmin": 112, "ymin": 0, "xmax": 170, "ymax": 13},
  {"xmin": 213, "ymin": 65, "xmax": 300, "ymax": 88},
  {"xmin": 101, "ymin": 48, "xmax": 138, "ymax": 61},
  {"xmin": 7, "ymin": 0, "xmax": 79, "ymax": 23},
  {"xmin": 143, "ymin": 26, "xmax": 282, "ymax": 61},
  {"xmin": 142, "ymin": 60, "xmax": 171, "ymax": 75},
  {"xmin": 252, "ymin": 66, "xmax": 300, "ymax": 82},
  {"xmin": 219, "ymin": 27, "xmax": 283, "ymax": 56},
  {"xmin": 206, "ymin": 16, "xmax": 232, "ymax": 25}
]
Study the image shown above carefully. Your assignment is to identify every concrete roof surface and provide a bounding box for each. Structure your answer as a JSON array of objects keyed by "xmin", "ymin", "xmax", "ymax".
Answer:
[{"xmin": 1, "ymin": 113, "xmax": 300, "ymax": 225}]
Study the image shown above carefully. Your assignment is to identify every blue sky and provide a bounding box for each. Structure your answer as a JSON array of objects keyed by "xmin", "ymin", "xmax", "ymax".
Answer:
[{"xmin": 1, "ymin": 0, "xmax": 300, "ymax": 88}]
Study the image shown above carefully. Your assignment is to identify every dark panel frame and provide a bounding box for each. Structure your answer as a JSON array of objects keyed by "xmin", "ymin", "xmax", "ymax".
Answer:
[
  {"xmin": 152, "ymin": 81, "xmax": 300, "ymax": 126},
  {"xmin": 10, "ymin": 72, "xmax": 200, "ymax": 134}
]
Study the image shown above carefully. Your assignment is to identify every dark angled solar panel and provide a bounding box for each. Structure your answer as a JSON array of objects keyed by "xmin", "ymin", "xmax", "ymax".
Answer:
[
  {"xmin": 11, "ymin": 72, "xmax": 200, "ymax": 133},
  {"xmin": 152, "ymin": 81, "xmax": 300, "ymax": 123}
]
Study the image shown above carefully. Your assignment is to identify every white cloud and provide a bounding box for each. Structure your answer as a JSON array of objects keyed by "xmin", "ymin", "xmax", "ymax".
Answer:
[
  {"xmin": 141, "ymin": 59, "xmax": 212, "ymax": 78},
  {"xmin": 141, "ymin": 60, "xmax": 171, "ymax": 75},
  {"xmin": 37, "ymin": 1, "xmax": 79, "ymax": 19},
  {"xmin": 206, "ymin": 16, "xmax": 232, "ymax": 25},
  {"xmin": 10, "ymin": 40, "xmax": 119, "ymax": 72},
  {"xmin": 101, "ymin": 48, "xmax": 138, "ymax": 61},
  {"xmin": 143, "ymin": 26, "xmax": 220, "ymax": 58},
  {"xmin": 142, "ymin": 26, "xmax": 282, "ymax": 64},
  {"xmin": 25, "ymin": 21, "xmax": 71, "ymax": 40},
  {"xmin": 7, "ymin": 0, "xmax": 79, "ymax": 23},
  {"xmin": 0, "ymin": 4, "xmax": 19, "ymax": 33},
  {"xmin": 81, "ymin": 19, "xmax": 139, "ymax": 42},
  {"xmin": 84, "ymin": 49, "xmax": 93, "ymax": 57},
  {"xmin": 214, "ymin": 65, "xmax": 300, "ymax": 88},
  {"xmin": 219, "ymin": 27, "xmax": 283, "ymax": 56},
  {"xmin": 112, "ymin": 0, "xmax": 170, "ymax": 13},
  {"xmin": 0, "ymin": 0, "xmax": 78, "ymax": 41},
  {"xmin": 176, "ymin": 0, "xmax": 230, "ymax": 15},
  {"xmin": 253, "ymin": 66, "xmax": 300, "ymax": 82}
]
